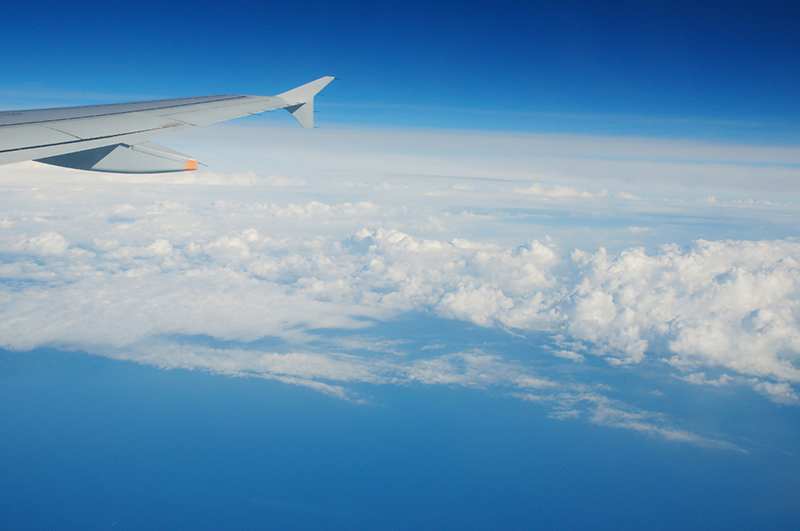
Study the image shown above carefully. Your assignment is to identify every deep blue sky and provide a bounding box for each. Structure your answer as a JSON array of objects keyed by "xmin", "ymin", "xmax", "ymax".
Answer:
[{"xmin": 2, "ymin": 0, "xmax": 798, "ymax": 139}]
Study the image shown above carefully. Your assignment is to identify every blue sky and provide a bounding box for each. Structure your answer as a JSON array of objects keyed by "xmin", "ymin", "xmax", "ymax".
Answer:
[
  {"xmin": 3, "ymin": 0, "xmax": 799, "ymax": 139},
  {"xmin": 2, "ymin": 1, "xmax": 800, "ymax": 529}
]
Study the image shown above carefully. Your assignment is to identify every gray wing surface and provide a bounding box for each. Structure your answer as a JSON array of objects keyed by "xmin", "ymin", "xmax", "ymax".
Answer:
[{"xmin": 0, "ymin": 76, "xmax": 333, "ymax": 173}]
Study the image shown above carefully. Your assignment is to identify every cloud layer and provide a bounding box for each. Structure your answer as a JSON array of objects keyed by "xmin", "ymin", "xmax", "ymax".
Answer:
[{"xmin": 2, "ymin": 125, "xmax": 800, "ymax": 447}]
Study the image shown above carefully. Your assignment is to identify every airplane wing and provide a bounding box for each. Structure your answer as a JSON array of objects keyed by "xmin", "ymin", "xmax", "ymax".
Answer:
[{"xmin": 0, "ymin": 76, "xmax": 334, "ymax": 173}]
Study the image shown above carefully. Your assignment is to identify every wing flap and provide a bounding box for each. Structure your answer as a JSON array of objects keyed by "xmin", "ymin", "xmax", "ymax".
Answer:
[{"xmin": 36, "ymin": 141, "xmax": 198, "ymax": 173}]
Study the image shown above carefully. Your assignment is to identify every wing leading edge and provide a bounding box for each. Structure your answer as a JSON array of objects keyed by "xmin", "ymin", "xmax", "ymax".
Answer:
[{"xmin": 0, "ymin": 76, "xmax": 334, "ymax": 173}]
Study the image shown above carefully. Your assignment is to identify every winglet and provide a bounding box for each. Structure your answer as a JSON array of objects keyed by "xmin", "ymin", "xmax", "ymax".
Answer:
[{"xmin": 275, "ymin": 76, "xmax": 334, "ymax": 128}]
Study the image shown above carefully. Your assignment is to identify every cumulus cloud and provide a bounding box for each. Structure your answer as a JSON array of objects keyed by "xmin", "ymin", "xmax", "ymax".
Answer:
[
  {"xmin": 2, "ymin": 193, "xmax": 797, "ymax": 413},
  {"xmin": 2, "ymin": 125, "xmax": 800, "ymax": 448},
  {"xmin": 752, "ymin": 380, "xmax": 799, "ymax": 404},
  {"xmin": 567, "ymin": 242, "xmax": 800, "ymax": 381},
  {"xmin": 23, "ymin": 231, "xmax": 69, "ymax": 254}
]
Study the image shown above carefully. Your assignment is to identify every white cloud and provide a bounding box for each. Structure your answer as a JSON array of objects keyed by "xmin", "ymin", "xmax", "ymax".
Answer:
[
  {"xmin": 680, "ymin": 372, "xmax": 735, "ymax": 387},
  {"xmin": 2, "ymin": 172, "xmax": 800, "ymax": 406},
  {"xmin": 552, "ymin": 349, "xmax": 585, "ymax": 362},
  {"xmin": 616, "ymin": 191, "xmax": 639, "ymax": 200},
  {"xmin": 514, "ymin": 182, "xmax": 601, "ymax": 198},
  {"xmin": 517, "ymin": 390, "xmax": 743, "ymax": 451},
  {"xmin": 4, "ymin": 199, "xmax": 799, "ymax": 407},
  {"xmin": 752, "ymin": 380, "xmax": 799, "ymax": 404},
  {"xmin": 627, "ymin": 226, "xmax": 650, "ymax": 233},
  {"xmin": 586, "ymin": 397, "xmax": 744, "ymax": 451},
  {"xmin": 24, "ymin": 231, "xmax": 69, "ymax": 254},
  {"xmin": 2, "ymin": 125, "xmax": 800, "ymax": 449}
]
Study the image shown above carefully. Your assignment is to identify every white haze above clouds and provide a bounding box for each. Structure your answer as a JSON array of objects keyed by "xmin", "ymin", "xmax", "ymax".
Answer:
[{"xmin": 2, "ymin": 124, "xmax": 800, "ymax": 449}]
